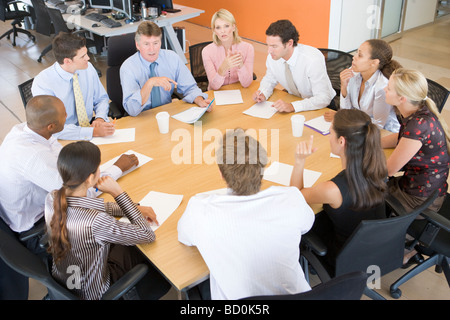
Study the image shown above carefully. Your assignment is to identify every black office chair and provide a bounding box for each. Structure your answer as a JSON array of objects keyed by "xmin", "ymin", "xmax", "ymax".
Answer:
[
  {"xmin": 242, "ymin": 271, "xmax": 367, "ymax": 300},
  {"xmin": 318, "ymin": 48, "xmax": 353, "ymax": 110},
  {"xmin": 0, "ymin": 220, "xmax": 150, "ymax": 300},
  {"xmin": 30, "ymin": 0, "xmax": 53, "ymax": 62},
  {"xmin": 300, "ymin": 191, "xmax": 438, "ymax": 300},
  {"xmin": 18, "ymin": 77, "xmax": 34, "ymax": 108},
  {"xmin": 0, "ymin": 0, "xmax": 35, "ymax": 46},
  {"xmin": 387, "ymin": 192, "xmax": 450, "ymax": 299},
  {"xmin": 188, "ymin": 41, "xmax": 257, "ymax": 92},
  {"xmin": 426, "ymin": 78, "xmax": 449, "ymax": 112},
  {"xmin": 189, "ymin": 41, "xmax": 212, "ymax": 92},
  {"xmin": 106, "ymin": 32, "xmax": 137, "ymax": 119}
]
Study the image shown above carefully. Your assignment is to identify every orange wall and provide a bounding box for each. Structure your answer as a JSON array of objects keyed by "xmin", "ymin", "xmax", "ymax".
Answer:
[{"xmin": 176, "ymin": 0, "xmax": 331, "ymax": 48}]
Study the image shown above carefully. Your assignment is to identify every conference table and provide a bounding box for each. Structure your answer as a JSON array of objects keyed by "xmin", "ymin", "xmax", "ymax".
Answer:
[{"xmin": 91, "ymin": 81, "xmax": 393, "ymax": 299}]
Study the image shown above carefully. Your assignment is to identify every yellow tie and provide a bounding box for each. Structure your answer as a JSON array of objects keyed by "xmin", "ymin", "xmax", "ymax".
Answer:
[{"xmin": 72, "ymin": 73, "xmax": 91, "ymax": 127}]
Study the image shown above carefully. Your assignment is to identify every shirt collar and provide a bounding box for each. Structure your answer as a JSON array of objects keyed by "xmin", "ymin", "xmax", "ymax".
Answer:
[
  {"xmin": 23, "ymin": 123, "xmax": 56, "ymax": 145},
  {"xmin": 138, "ymin": 51, "xmax": 162, "ymax": 69},
  {"xmin": 283, "ymin": 45, "xmax": 300, "ymax": 67},
  {"xmin": 54, "ymin": 62, "xmax": 77, "ymax": 81},
  {"xmin": 66, "ymin": 196, "xmax": 106, "ymax": 212},
  {"xmin": 357, "ymin": 69, "xmax": 381, "ymax": 87}
]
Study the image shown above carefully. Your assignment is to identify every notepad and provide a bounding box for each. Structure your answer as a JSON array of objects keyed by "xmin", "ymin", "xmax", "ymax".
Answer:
[
  {"xmin": 213, "ymin": 89, "xmax": 244, "ymax": 105},
  {"xmin": 100, "ymin": 150, "xmax": 153, "ymax": 177},
  {"xmin": 90, "ymin": 128, "xmax": 136, "ymax": 145},
  {"xmin": 120, "ymin": 191, "xmax": 183, "ymax": 231},
  {"xmin": 304, "ymin": 116, "xmax": 331, "ymax": 135},
  {"xmin": 263, "ymin": 161, "xmax": 322, "ymax": 187},
  {"xmin": 243, "ymin": 101, "xmax": 277, "ymax": 119},
  {"xmin": 172, "ymin": 107, "xmax": 208, "ymax": 124}
]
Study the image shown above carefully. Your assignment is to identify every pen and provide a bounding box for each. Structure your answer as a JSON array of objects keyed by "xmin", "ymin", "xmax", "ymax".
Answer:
[{"xmin": 206, "ymin": 98, "xmax": 215, "ymax": 110}]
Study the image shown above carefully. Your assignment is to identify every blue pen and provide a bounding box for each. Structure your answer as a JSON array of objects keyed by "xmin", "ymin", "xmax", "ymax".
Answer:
[{"xmin": 207, "ymin": 98, "xmax": 214, "ymax": 110}]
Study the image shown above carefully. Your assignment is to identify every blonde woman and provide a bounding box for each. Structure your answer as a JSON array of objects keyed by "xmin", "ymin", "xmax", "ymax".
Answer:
[
  {"xmin": 201, "ymin": 9, "xmax": 254, "ymax": 90},
  {"xmin": 382, "ymin": 68, "xmax": 450, "ymax": 213}
]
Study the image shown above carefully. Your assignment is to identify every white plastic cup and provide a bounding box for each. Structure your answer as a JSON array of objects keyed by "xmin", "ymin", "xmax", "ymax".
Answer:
[
  {"xmin": 291, "ymin": 114, "xmax": 305, "ymax": 137},
  {"xmin": 156, "ymin": 111, "xmax": 170, "ymax": 134}
]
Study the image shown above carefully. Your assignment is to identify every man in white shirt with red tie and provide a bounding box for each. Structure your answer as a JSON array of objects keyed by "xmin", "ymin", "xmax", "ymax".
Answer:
[{"xmin": 253, "ymin": 19, "xmax": 335, "ymax": 113}]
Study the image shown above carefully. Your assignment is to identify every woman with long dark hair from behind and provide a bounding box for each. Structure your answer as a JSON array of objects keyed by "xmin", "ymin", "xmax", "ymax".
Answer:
[
  {"xmin": 290, "ymin": 109, "xmax": 388, "ymax": 263},
  {"xmin": 45, "ymin": 141, "xmax": 170, "ymax": 300}
]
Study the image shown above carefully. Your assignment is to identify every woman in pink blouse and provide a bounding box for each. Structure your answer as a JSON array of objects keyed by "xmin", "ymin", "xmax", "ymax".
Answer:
[{"xmin": 202, "ymin": 9, "xmax": 255, "ymax": 90}]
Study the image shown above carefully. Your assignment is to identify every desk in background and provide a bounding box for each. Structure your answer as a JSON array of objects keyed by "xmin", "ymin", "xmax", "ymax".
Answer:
[
  {"xmin": 92, "ymin": 81, "xmax": 394, "ymax": 299},
  {"xmin": 22, "ymin": 1, "xmax": 203, "ymax": 63}
]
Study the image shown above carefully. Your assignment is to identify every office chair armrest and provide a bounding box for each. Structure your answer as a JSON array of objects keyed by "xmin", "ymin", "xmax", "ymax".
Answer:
[
  {"xmin": 301, "ymin": 232, "xmax": 328, "ymax": 256},
  {"xmin": 420, "ymin": 209, "xmax": 450, "ymax": 233},
  {"xmin": 101, "ymin": 263, "xmax": 148, "ymax": 300},
  {"xmin": 385, "ymin": 193, "xmax": 408, "ymax": 217},
  {"xmin": 18, "ymin": 220, "xmax": 46, "ymax": 242},
  {"xmin": 108, "ymin": 101, "xmax": 126, "ymax": 119}
]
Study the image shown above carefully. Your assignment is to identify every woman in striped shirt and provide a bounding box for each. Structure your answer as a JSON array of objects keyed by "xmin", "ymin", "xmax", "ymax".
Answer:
[{"xmin": 45, "ymin": 141, "xmax": 169, "ymax": 300}]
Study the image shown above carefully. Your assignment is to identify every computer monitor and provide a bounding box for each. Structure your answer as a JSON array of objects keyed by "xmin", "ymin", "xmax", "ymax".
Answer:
[
  {"xmin": 112, "ymin": 0, "xmax": 132, "ymax": 18},
  {"xmin": 89, "ymin": 0, "xmax": 132, "ymax": 18},
  {"xmin": 147, "ymin": 0, "xmax": 173, "ymax": 10},
  {"xmin": 89, "ymin": 0, "xmax": 112, "ymax": 11}
]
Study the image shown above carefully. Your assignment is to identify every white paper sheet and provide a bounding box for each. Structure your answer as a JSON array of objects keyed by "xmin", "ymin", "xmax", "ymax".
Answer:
[
  {"xmin": 263, "ymin": 161, "xmax": 321, "ymax": 187},
  {"xmin": 171, "ymin": 107, "xmax": 208, "ymax": 124},
  {"xmin": 100, "ymin": 150, "xmax": 153, "ymax": 177},
  {"xmin": 214, "ymin": 89, "xmax": 244, "ymax": 105},
  {"xmin": 90, "ymin": 128, "xmax": 136, "ymax": 145},
  {"xmin": 120, "ymin": 191, "xmax": 183, "ymax": 231},
  {"xmin": 243, "ymin": 101, "xmax": 277, "ymax": 119},
  {"xmin": 304, "ymin": 116, "xmax": 331, "ymax": 135}
]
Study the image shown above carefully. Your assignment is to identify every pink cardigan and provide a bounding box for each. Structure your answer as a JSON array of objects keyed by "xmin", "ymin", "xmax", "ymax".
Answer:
[{"xmin": 201, "ymin": 41, "xmax": 255, "ymax": 90}]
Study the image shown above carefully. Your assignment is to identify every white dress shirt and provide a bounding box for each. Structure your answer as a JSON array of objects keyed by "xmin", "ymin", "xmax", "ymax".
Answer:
[
  {"xmin": 340, "ymin": 69, "xmax": 400, "ymax": 132},
  {"xmin": 258, "ymin": 44, "xmax": 336, "ymax": 112},
  {"xmin": 177, "ymin": 186, "xmax": 315, "ymax": 300},
  {"xmin": 0, "ymin": 123, "xmax": 122, "ymax": 232}
]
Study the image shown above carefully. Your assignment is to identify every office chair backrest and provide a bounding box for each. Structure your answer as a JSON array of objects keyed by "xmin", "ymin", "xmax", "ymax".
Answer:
[
  {"xmin": 335, "ymin": 191, "xmax": 439, "ymax": 277},
  {"xmin": 0, "ymin": 219, "xmax": 79, "ymax": 300},
  {"xmin": 106, "ymin": 32, "xmax": 136, "ymax": 118},
  {"xmin": 188, "ymin": 41, "xmax": 212, "ymax": 83},
  {"xmin": 318, "ymin": 48, "xmax": 353, "ymax": 91},
  {"xmin": 47, "ymin": 7, "xmax": 70, "ymax": 35},
  {"xmin": 0, "ymin": 0, "xmax": 7, "ymax": 22},
  {"xmin": 18, "ymin": 78, "xmax": 34, "ymax": 108},
  {"xmin": 30, "ymin": 0, "xmax": 53, "ymax": 36},
  {"xmin": 242, "ymin": 271, "xmax": 368, "ymax": 300},
  {"xmin": 426, "ymin": 78, "xmax": 450, "ymax": 112}
]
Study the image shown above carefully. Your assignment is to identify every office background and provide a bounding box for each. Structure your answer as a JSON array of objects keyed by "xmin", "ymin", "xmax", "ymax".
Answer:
[{"xmin": 0, "ymin": 0, "xmax": 449, "ymax": 299}]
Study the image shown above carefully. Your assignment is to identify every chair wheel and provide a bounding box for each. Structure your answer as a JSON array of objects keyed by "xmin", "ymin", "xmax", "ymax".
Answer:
[
  {"xmin": 390, "ymin": 288, "xmax": 402, "ymax": 299},
  {"xmin": 37, "ymin": 57, "xmax": 42, "ymax": 63}
]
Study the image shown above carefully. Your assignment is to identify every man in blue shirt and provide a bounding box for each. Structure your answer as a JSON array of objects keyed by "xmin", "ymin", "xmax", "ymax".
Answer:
[
  {"xmin": 120, "ymin": 21, "xmax": 212, "ymax": 117},
  {"xmin": 32, "ymin": 32, "xmax": 114, "ymax": 140}
]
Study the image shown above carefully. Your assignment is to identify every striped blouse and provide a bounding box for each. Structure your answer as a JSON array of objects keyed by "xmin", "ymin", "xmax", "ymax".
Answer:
[{"xmin": 44, "ymin": 191, "xmax": 155, "ymax": 300}]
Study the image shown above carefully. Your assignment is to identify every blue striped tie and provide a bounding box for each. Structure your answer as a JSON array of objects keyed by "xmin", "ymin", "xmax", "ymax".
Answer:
[{"xmin": 150, "ymin": 62, "xmax": 161, "ymax": 108}]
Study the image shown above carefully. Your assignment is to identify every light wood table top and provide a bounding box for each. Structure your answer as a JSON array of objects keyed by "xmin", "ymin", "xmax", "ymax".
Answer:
[{"xmin": 92, "ymin": 81, "xmax": 393, "ymax": 296}]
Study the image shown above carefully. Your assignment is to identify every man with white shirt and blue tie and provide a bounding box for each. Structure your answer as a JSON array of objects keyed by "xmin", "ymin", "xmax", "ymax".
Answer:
[
  {"xmin": 120, "ymin": 21, "xmax": 213, "ymax": 117},
  {"xmin": 32, "ymin": 32, "xmax": 114, "ymax": 140},
  {"xmin": 252, "ymin": 20, "xmax": 335, "ymax": 113}
]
